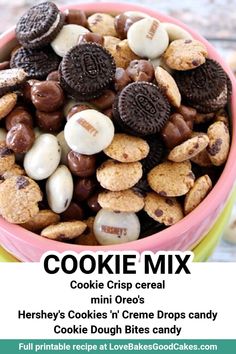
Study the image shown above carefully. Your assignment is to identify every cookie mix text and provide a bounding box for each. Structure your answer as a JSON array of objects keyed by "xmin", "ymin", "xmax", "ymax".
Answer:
[{"xmin": 43, "ymin": 251, "xmax": 192, "ymax": 275}]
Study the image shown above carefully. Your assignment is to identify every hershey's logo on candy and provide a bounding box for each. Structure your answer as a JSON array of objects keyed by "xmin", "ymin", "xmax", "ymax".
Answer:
[
  {"xmin": 77, "ymin": 118, "xmax": 98, "ymax": 137},
  {"xmin": 43, "ymin": 251, "xmax": 193, "ymax": 275},
  {"xmin": 101, "ymin": 225, "xmax": 127, "ymax": 237},
  {"xmin": 146, "ymin": 20, "xmax": 159, "ymax": 40}
]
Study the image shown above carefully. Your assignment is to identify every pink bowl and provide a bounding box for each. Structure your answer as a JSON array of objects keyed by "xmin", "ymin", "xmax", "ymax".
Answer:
[{"xmin": 0, "ymin": 2, "xmax": 236, "ymax": 262}]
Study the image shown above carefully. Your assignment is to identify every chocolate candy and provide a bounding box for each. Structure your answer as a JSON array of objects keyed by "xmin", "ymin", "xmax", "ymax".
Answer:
[
  {"xmin": 46, "ymin": 165, "xmax": 73, "ymax": 213},
  {"xmin": 93, "ymin": 209, "xmax": 140, "ymax": 245},
  {"xmin": 64, "ymin": 110, "xmax": 115, "ymax": 155},
  {"xmin": 36, "ymin": 110, "xmax": 64, "ymax": 133},
  {"xmin": 67, "ymin": 104, "xmax": 92, "ymax": 120},
  {"xmin": 24, "ymin": 134, "xmax": 61, "ymax": 180},
  {"xmin": 60, "ymin": 202, "xmax": 84, "ymax": 221},
  {"xmin": 31, "ymin": 81, "xmax": 64, "ymax": 112},
  {"xmin": 67, "ymin": 151, "xmax": 96, "ymax": 177},
  {"xmin": 78, "ymin": 32, "xmax": 104, "ymax": 46},
  {"xmin": 6, "ymin": 123, "xmax": 35, "ymax": 154},
  {"xmin": 127, "ymin": 18, "xmax": 169, "ymax": 59},
  {"xmin": 0, "ymin": 61, "xmax": 10, "ymax": 71},
  {"xmin": 74, "ymin": 177, "xmax": 97, "ymax": 202},
  {"xmin": 64, "ymin": 9, "xmax": 88, "ymax": 28},
  {"xmin": 46, "ymin": 70, "xmax": 60, "ymax": 81},
  {"xmin": 5, "ymin": 106, "xmax": 33, "ymax": 131},
  {"xmin": 114, "ymin": 68, "xmax": 131, "ymax": 92},
  {"xmin": 51, "ymin": 24, "xmax": 89, "ymax": 57},
  {"xmin": 87, "ymin": 193, "xmax": 101, "ymax": 213},
  {"xmin": 161, "ymin": 113, "xmax": 192, "ymax": 149},
  {"xmin": 126, "ymin": 59, "xmax": 154, "ymax": 82},
  {"xmin": 114, "ymin": 13, "xmax": 143, "ymax": 40},
  {"xmin": 89, "ymin": 90, "xmax": 116, "ymax": 110}
]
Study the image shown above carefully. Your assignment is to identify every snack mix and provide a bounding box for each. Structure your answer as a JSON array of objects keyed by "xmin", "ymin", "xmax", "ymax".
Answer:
[{"xmin": 0, "ymin": 2, "xmax": 232, "ymax": 245}]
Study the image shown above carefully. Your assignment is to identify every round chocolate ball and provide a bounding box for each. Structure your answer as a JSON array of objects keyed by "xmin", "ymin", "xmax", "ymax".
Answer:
[
  {"xmin": 6, "ymin": 123, "xmax": 35, "ymax": 154},
  {"xmin": 31, "ymin": 81, "xmax": 64, "ymax": 112},
  {"xmin": 36, "ymin": 110, "xmax": 64, "ymax": 133},
  {"xmin": 87, "ymin": 193, "xmax": 101, "ymax": 213},
  {"xmin": 74, "ymin": 178, "xmax": 97, "ymax": 202},
  {"xmin": 67, "ymin": 151, "xmax": 96, "ymax": 177},
  {"xmin": 5, "ymin": 106, "xmax": 33, "ymax": 131},
  {"xmin": 60, "ymin": 202, "xmax": 84, "ymax": 221}
]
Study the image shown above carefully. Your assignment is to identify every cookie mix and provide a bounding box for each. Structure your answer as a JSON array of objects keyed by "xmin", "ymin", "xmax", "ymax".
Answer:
[{"xmin": 0, "ymin": 1, "xmax": 232, "ymax": 246}]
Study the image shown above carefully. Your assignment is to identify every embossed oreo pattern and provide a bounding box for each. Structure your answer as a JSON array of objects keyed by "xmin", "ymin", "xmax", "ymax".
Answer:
[
  {"xmin": 60, "ymin": 43, "xmax": 116, "ymax": 99},
  {"xmin": 118, "ymin": 82, "xmax": 171, "ymax": 136}
]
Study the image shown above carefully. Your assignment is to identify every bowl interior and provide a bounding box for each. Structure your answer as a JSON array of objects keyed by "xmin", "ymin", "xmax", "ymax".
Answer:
[{"xmin": 0, "ymin": 2, "xmax": 236, "ymax": 255}]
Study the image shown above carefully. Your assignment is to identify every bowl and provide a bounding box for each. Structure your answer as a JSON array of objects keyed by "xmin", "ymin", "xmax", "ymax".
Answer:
[{"xmin": 0, "ymin": 2, "xmax": 236, "ymax": 262}]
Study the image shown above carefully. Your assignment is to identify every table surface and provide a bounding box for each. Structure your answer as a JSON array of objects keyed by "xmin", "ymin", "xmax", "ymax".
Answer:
[{"xmin": 0, "ymin": 0, "xmax": 236, "ymax": 261}]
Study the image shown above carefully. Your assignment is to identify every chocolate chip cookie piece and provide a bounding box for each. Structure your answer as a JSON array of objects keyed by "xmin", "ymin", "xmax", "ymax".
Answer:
[
  {"xmin": 163, "ymin": 39, "xmax": 208, "ymax": 71},
  {"xmin": 98, "ymin": 189, "xmax": 144, "ymax": 212},
  {"xmin": 103, "ymin": 133, "xmax": 149, "ymax": 162},
  {"xmin": 41, "ymin": 220, "xmax": 87, "ymax": 241},
  {"xmin": 184, "ymin": 175, "xmax": 212, "ymax": 215},
  {"xmin": 0, "ymin": 142, "xmax": 15, "ymax": 174},
  {"xmin": 147, "ymin": 160, "xmax": 195, "ymax": 197},
  {"xmin": 21, "ymin": 209, "xmax": 60, "ymax": 232},
  {"xmin": 96, "ymin": 159, "xmax": 143, "ymax": 191},
  {"xmin": 0, "ymin": 176, "xmax": 42, "ymax": 223},
  {"xmin": 144, "ymin": 192, "xmax": 184, "ymax": 226}
]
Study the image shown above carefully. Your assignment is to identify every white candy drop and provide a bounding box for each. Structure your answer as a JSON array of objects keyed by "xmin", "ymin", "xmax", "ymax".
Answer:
[
  {"xmin": 46, "ymin": 165, "xmax": 73, "ymax": 213},
  {"xmin": 24, "ymin": 134, "xmax": 61, "ymax": 180},
  {"xmin": 51, "ymin": 24, "xmax": 89, "ymax": 57},
  {"xmin": 64, "ymin": 109, "xmax": 114, "ymax": 155},
  {"xmin": 127, "ymin": 17, "xmax": 169, "ymax": 59},
  {"xmin": 93, "ymin": 209, "xmax": 140, "ymax": 245}
]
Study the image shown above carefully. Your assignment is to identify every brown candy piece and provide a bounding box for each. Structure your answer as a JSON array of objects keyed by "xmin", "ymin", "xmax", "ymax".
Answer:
[
  {"xmin": 36, "ymin": 110, "xmax": 64, "ymax": 133},
  {"xmin": 114, "ymin": 67, "xmax": 131, "ymax": 92},
  {"xmin": 89, "ymin": 90, "xmax": 116, "ymax": 110},
  {"xmin": 114, "ymin": 13, "xmax": 143, "ymax": 39},
  {"xmin": 126, "ymin": 59, "xmax": 154, "ymax": 82},
  {"xmin": 0, "ymin": 61, "xmax": 10, "ymax": 70},
  {"xmin": 87, "ymin": 193, "xmax": 101, "ymax": 213},
  {"xmin": 60, "ymin": 202, "xmax": 84, "ymax": 221},
  {"xmin": 6, "ymin": 123, "xmax": 35, "ymax": 154},
  {"xmin": 64, "ymin": 9, "xmax": 88, "ymax": 27},
  {"xmin": 22, "ymin": 79, "xmax": 39, "ymax": 102},
  {"xmin": 67, "ymin": 151, "xmax": 96, "ymax": 177},
  {"xmin": 5, "ymin": 106, "xmax": 33, "ymax": 131},
  {"xmin": 161, "ymin": 113, "xmax": 192, "ymax": 149},
  {"xmin": 177, "ymin": 105, "xmax": 196, "ymax": 128},
  {"xmin": 103, "ymin": 108, "xmax": 113, "ymax": 120},
  {"xmin": 46, "ymin": 71, "xmax": 60, "ymax": 82},
  {"xmin": 74, "ymin": 177, "xmax": 97, "ymax": 202},
  {"xmin": 78, "ymin": 32, "xmax": 104, "ymax": 46},
  {"xmin": 31, "ymin": 81, "xmax": 64, "ymax": 112},
  {"xmin": 67, "ymin": 104, "xmax": 91, "ymax": 120}
]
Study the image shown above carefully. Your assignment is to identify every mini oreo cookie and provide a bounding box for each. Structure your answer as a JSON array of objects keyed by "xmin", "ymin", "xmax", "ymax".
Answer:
[
  {"xmin": 16, "ymin": 2, "xmax": 64, "ymax": 49},
  {"xmin": 60, "ymin": 43, "xmax": 116, "ymax": 100},
  {"xmin": 174, "ymin": 59, "xmax": 227, "ymax": 103},
  {"xmin": 118, "ymin": 82, "xmax": 171, "ymax": 136},
  {"xmin": 189, "ymin": 84, "xmax": 228, "ymax": 113},
  {"xmin": 10, "ymin": 47, "xmax": 61, "ymax": 79},
  {"xmin": 141, "ymin": 135, "xmax": 164, "ymax": 174}
]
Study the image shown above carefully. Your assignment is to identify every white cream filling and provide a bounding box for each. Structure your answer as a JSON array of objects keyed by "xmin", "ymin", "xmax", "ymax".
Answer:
[{"xmin": 31, "ymin": 13, "xmax": 61, "ymax": 43}]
